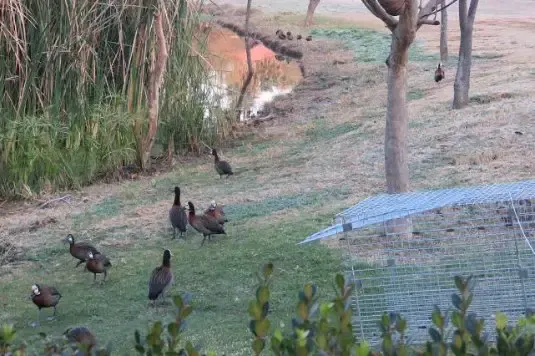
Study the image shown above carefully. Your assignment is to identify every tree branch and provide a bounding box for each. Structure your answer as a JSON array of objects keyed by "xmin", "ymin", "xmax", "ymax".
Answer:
[
  {"xmin": 419, "ymin": 0, "xmax": 458, "ymax": 19},
  {"xmin": 467, "ymin": 0, "xmax": 479, "ymax": 19},
  {"xmin": 418, "ymin": 19, "xmax": 440, "ymax": 25},
  {"xmin": 361, "ymin": 0, "xmax": 398, "ymax": 30},
  {"xmin": 235, "ymin": 0, "xmax": 254, "ymax": 121},
  {"xmin": 416, "ymin": 0, "xmax": 439, "ymax": 29}
]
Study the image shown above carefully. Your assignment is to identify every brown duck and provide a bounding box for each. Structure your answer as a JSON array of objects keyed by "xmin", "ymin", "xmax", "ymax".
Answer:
[
  {"xmin": 86, "ymin": 251, "xmax": 112, "ymax": 283},
  {"xmin": 169, "ymin": 186, "xmax": 188, "ymax": 239},
  {"xmin": 204, "ymin": 200, "xmax": 228, "ymax": 225},
  {"xmin": 435, "ymin": 62, "xmax": 445, "ymax": 83},
  {"xmin": 212, "ymin": 148, "xmax": 233, "ymax": 178},
  {"xmin": 64, "ymin": 326, "xmax": 97, "ymax": 352},
  {"xmin": 187, "ymin": 201, "xmax": 226, "ymax": 246},
  {"xmin": 64, "ymin": 234, "xmax": 100, "ymax": 268},
  {"xmin": 148, "ymin": 249, "xmax": 174, "ymax": 306},
  {"xmin": 30, "ymin": 284, "xmax": 62, "ymax": 327}
]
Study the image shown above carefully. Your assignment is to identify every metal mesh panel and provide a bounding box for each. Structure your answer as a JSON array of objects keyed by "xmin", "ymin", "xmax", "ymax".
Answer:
[{"xmin": 339, "ymin": 198, "xmax": 535, "ymax": 345}]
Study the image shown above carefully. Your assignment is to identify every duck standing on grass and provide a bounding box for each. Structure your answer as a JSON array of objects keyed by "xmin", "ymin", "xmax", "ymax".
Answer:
[
  {"xmin": 169, "ymin": 186, "xmax": 188, "ymax": 239},
  {"xmin": 187, "ymin": 201, "xmax": 226, "ymax": 246},
  {"xmin": 64, "ymin": 326, "xmax": 97, "ymax": 352},
  {"xmin": 435, "ymin": 62, "xmax": 445, "ymax": 83},
  {"xmin": 29, "ymin": 284, "xmax": 61, "ymax": 327},
  {"xmin": 204, "ymin": 200, "xmax": 228, "ymax": 225},
  {"xmin": 63, "ymin": 234, "xmax": 100, "ymax": 268},
  {"xmin": 85, "ymin": 251, "xmax": 112, "ymax": 283},
  {"xmin": 212, "ymin": 148, "xmax": 233, "ymax": 178},
  {"xmin": 148, "ymin": 249, "xmax": 174, "ymax": 306}
]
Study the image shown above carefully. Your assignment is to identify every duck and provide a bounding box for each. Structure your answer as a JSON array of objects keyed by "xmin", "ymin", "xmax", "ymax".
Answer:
[
  {"xmin": 148, "ymin": 249, "xmax": 174, "ymax": 306},
  {"xmin": 187, "ymin": 201, "xmax": 226, "ymax": 246},
  {"xmin": 434, "ymin": 62, "xmax": 445, "ymax": 83},
  {"xmin": 287, "ymin": 33, "xmax": 294, "ymax": 40},
  {"xmin": 169, "ymin": 186, "xmax": 188, "ymax": 239},
  {"xmin": 212, "ymin": 148, "xmax": 233, "ymax": 178},
  {"xmin": 85, "ymin": 251, "xmax": 112, "ymax": 283},
  {"xmin": 275, "ymin": 29, "xmax": 282, "ymax": 36},
  {"xmin": 297, "ymin": 34, "xmax": 302, "ymax": 40},
  {"xmin": 305, "ymin": 35, "xmax": 312, "ymax": 41},
  {"xmin": 204, "ymin": 200, "xmax": 228, "ymax": 225},
  {"xmin": 278, "ymin": 32, "xmax": 286, "ymax": 40},
  {"xmin": 29, "ymin": 284, "xmax": 62, "ymax": 327},
  {"xmin": 64, "ymin": 326, "xmax": 97, "ymax": 352},
  {"xmin": 63, "ymin": 234, "xmax": 100, "ymax": 268}
]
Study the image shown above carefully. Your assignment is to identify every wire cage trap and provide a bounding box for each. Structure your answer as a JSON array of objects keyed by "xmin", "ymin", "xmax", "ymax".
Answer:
[{"xmin": 300, "ymin": 180, "xmax": 535, "ymax": 345}]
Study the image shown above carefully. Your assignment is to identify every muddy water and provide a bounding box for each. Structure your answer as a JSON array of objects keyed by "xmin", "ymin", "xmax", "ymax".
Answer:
[{"xmin": 204, "ymin": 27, "xmax": 303, "ymax": 120}]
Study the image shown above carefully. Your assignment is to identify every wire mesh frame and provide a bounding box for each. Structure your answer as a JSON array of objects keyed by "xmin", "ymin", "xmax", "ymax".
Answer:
[{"xmin": 340, "ymin": 196, "xmax": 535, "ymax": 346}]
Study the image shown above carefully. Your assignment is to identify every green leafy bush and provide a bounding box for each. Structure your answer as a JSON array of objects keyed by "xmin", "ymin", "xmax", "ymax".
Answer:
[{"xmin": 3, "ymin": 264, "xmax": 535, "ymax": 355}]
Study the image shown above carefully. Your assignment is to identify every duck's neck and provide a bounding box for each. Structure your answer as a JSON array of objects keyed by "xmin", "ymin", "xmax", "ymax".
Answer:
[
  {"xmin": 162, "ymin": 255, "xmax": 171, "ymax": 268},
  {"xmin": 213, "ymin": 153, "xmax": 220, "ymax": 163},
  {"xmin": 173, "ymin": 191, "xmax": 181, "ymax": 206}
]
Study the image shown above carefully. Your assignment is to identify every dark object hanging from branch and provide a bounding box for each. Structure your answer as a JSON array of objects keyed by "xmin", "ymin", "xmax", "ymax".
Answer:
[{"xmin": 377, "ymin": 0, "xmax": 406, "ymax": 16}]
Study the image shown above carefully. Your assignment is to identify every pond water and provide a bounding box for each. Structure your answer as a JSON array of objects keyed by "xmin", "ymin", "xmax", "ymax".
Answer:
[{"xmin": 203, "ymin": 26, "xmax": 303, "ymax": 121}]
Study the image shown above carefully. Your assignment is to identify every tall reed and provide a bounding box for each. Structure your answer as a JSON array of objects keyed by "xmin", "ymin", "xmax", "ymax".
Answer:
[{"xmin": 0, "ymin": 0, "xmax": 222, "ymax": 198}]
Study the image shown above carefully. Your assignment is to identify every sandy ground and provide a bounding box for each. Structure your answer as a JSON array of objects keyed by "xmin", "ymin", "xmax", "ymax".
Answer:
[{"xmin": 217, "ymin": 0, "xmax": 535, "ymax": 18}]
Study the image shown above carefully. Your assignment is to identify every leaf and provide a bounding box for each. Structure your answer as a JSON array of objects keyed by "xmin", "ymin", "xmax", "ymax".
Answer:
[
  {"xmin": 252, "ymin": 338, "xmax": 265, "ymax": 355},
  {"xmin": 496, "ymin": 312, "xmax": 508, "ymax": 330},
  {"xmin": 451, "ymin": 311, "xmax": 463, "ymax": 328},
  {"xmin": 297, "ymin": 301, "xmax": 308, "ymax": 320},
  {"xmin": 303, "ymin": 283, "xmax": 314, "ymax": 300},
  {"xmin": 173, "ymin": 295, "xmax": 183, "ymax": 308},
  {"xmin": 263, "ymin": 263, "xmax": 274, "ymax": 280},
  {"xmin": 168, "ymin": 322, "xmax": 179, "ymax": 337},
  {"xmin": 248, "ymin": 300, "xmax": 262, "ymax": 319},
  {"xmin": 180, "ymin": 305, "xmax": 193, "ymax": 319},
  {"xmin": 250, "ymin": 320, "xmax": 258, "ymax": 337},
  {"xmin": 355, "ymin": 341, "xmax": 370, "ymax": 356},
  {"xmin": 335, "ymin": 274, "xmax": 345, "ymax": 291},
  {"xmin": 432, "ymin": 306, "xmax": 444, "ymax": 329},
  {"xmin": 257, "ymin": 286, "xmax": 270, "ymax": 305},
  {"xmin": 454, "ymin": 276, "xmax": 465, "ymax": 292},
  {"xmin": 273, "ymin": 328, "xmax": 283, "ymax": 342},
  {"xmin": 395, "ymin": 317, "xmax": 407, "ymax": 333},
  {"xmin": 451, "ymin": 293, "xmax": 462, "ymax": 310},
  {"xmin": 255, "ymin": 319, "xmax": 271, "ymax": 338},
  {"xmin": 429, "ymin": 328, "xmax": 442, "ymax": 342}
]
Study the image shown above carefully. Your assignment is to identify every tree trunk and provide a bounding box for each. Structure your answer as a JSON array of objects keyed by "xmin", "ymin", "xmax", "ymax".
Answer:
[
  {"xmin": 440, "ymin": 0, "xmax": 448, "ymax": 62},
  {"xmin": 235, "ymin": 0, "xmax": 254, "ymax": 121},
  {"xmin": 304, "ymin": 0, "xmax": 321, "ymax": 27},
  {"xmin": 453, "ymin": 0, "xmax": 479, "ymax": 109},
  {"xmin": 140, "ymin": 11, "xmax": 168, "ymax": 169}
]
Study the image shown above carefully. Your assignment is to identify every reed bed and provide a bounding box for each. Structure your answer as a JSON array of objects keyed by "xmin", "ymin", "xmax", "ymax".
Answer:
[{"xmin": 0, "ymin": 0, "xmax": 226, "ymax": 198}]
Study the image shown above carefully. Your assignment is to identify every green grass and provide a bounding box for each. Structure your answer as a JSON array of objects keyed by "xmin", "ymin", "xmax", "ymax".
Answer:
[
  {"xmin": 408, "ymin": 89, "xmax": 426, "ymax": 101},
  {"xmin": 1, "ymin": 179, "xmax": 346, "ymax": 354},
  {"xmin": 311, "ymin": 28, "xmax": 436, "ymax": 64}
]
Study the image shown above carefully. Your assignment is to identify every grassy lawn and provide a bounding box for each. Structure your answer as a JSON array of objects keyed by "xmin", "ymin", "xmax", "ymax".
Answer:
[
  {"xmin": 3, "ymin": 4, "xmax": 535, "ymax": 354},
  {"xmin": 1, "ymin": 143, "xmax": 349, "ymax": 354}
]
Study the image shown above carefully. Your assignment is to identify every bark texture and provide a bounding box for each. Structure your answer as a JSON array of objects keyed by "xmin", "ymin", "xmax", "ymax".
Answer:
[
  {"xmin": 140, "ymin": 11, "xmax": 168, "ymax": 169},
  {"xmin": 235, "ymin": 0, "xmax": 254, "ymax": 121},
  {"xmin": 305, "ymin": 0, "xmax": 321, "ymax": 27},
  {"xmin": 453, "ymin": 0, "xmax": 479, "ymax": 109},
  {"xmin": 440, "ymin": 0, "xmax": 448, "ymax": 62}
]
